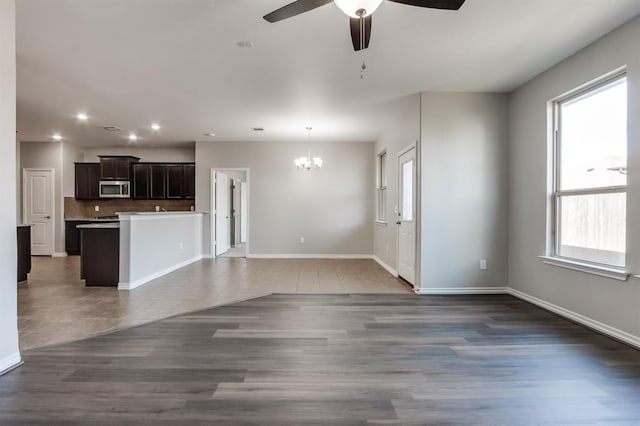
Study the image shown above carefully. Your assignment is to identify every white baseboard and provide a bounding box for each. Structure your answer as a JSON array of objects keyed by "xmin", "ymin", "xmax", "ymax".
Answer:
[
  {"xmin": 118, "ymin": 255, "xmax": 203, "ymax": 291},
  {"xmin": 414, "ymin": 286, "xmax": 508, "ymax": 295},
  {"xmin": 372, "ymin": 255, "xmax": 398, "ymax": 277},
  {"xmin": 0, "ymin": 352, "xmax": 22, "ymax": 376},
  {"xmin": 52, "ymin": 252, "xmax": 68, "ymax": 258},
  {"xmin": 507, "ymin": 287, "xmax": 640, "ymax": 349},
  {"xmin": 246, "ymin": 253, "xmax": 373, "ymax": 260}
]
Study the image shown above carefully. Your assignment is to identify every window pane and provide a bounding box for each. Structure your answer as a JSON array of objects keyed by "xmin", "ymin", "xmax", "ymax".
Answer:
[
  {"xmin": 377, "ymin": 188, "xmax": 387, "ymax": 221},
  {"xmin": 402, "ymin": 160, "xmax": 413, "ymax": 221},
  {"xmin": 558, "ymin": 192, "xmax": 626, "ymax": 267},
  {"xmin": 379, "ymin": 152, "xmax": 387, "ymax": 188},
  {"xmin": 559, "ymin": 78, "xmax": 627, "ymax": 191}
]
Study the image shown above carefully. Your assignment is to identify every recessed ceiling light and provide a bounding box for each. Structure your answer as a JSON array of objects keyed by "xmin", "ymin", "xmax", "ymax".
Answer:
[
  {"xmin": 76, "ymin": 113, "xmax": 89, "ymax": 121},
  {"xmin": 251, "ymin": 127, "xmax": 265, "ymax": 132},
  {"xmin": 128, "ymin": 134, "xmax": 138, "ymax": 141},
  {"xmin": 151, "ymin": 123, "xmax": 161, "ymax": 131},
  {"xmin": 52, "ymin": 134, "xmax": 62, "ymax": 141},
  {"xmin": 236, "ymin": 40, "xmax": 254, "ymax": 48},
  {"xmin": 204, "ymin": 132, "xmax": 216, "ymax": 137}
]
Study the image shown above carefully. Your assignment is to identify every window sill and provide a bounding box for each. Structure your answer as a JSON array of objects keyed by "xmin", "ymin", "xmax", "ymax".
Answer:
[
  {"xmin": 539, "ymin": 256, "xmax": 629, "ymax": 281},
  {"xmin": 375, "ymin": 220, "xmax": 388, "ymax": 227}
]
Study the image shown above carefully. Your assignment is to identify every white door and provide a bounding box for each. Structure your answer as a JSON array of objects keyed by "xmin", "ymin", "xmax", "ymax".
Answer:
[
  {"xmin": 215, "ymin": 171, "xmax": 230, "ymax": 256},
  {"xmin": 24, "ymin": 169, "xmax": 55, "ymax": 256},
  {"xmin": 232, "ymin": 179, "xmax": 241, "ymax": 245},
  {"xmin": 240, "ymin": 182, "xmax": 248, "ymax": 243},
  {"xmin": 397, "ymin": 147, "xmax": 417, "ymax": 286}
]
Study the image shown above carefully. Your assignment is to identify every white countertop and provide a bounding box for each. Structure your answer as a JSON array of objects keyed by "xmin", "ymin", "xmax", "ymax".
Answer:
[{"xmin": 76, "ymin": 223, "xmax": 120, "ymax": 229}]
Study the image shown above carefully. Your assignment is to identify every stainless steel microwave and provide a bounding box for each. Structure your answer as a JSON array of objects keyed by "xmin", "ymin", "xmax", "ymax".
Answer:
[{"xmin": 99, "ymin": 180, "xmax": 130, "ymax": 198}]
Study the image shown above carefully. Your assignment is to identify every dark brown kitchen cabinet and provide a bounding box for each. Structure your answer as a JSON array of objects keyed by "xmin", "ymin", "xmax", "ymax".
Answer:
[
  {"xmin": 99, "ymin": 155, "xmax": 139, "ymax": 181},
  {"xmin": 132, "ymin": 163, "xmax": 150, "ymax": 199},
  {"xmin": 166, "ymin": 164, "xmax": 184, "ymax": 199},
  {"xmin": 17, "ymin": 225, "xmax": 31, "ymax": 282},
  {"xmin": 183, "ymin": 164, "xmax": 195, "ymax": 199},
  {"xmin": 150, "ymin": 164, "xmax": 167, "ymax": 199},
  {"xmin": 129, "ymin": 162, "xmax": 195, "ymax": 200},
  {"xmin": 75, "ymin": 163, "xmax": 101, "ymax": 200}
]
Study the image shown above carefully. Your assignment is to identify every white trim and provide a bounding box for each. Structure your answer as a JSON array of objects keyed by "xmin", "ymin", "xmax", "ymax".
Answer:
[
  {"xmin": 539, "ymin": 256, "xmax": 629, "ymax": 281},
  {"xmin": 414, "ymin": 286, "xmax": 508, "ymax": 295},
  {"xmin": 211, "ymin": 168, "xmax": 251, "ymax": 258},
  {"xmin": 118, "ymin": 212, "xmax": 204, "ymax": 221},
  {"xmin": 508, "ymin": 287, "xmax": 640, "ymax": 350},
  {"xmin": 247, "ymin": 253, "xmax": 373, "ymax": 260},
  {"xmin": 373, "ymin": 255, "xmax": 398, "ymax": 277},
  {"xmin": 52, "ymin": 252, "xmax": 68, "ymax": 258},
  {"xmin": 118, "ymin": 255, "xmax": 203, "ymax": 290},
  {"xmin": 0, "ymin": 352, "xmax": 22, "ymax": 376}
]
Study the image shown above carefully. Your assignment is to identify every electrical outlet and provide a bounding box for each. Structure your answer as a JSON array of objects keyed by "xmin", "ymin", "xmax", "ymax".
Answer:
[
  {"xmin": 386, "ymin": 245, "xmax": 389, "ymax": 252},
  {"xmin": 480, "ymin": 259, "xmax": 487, "ymax": 270},
  {"xmin": 94, "ymin": 205, "xmax": 99, "ymax": 212},
  {"xmin": 300, "ymin": 237, "xmax": 305, "ymax": 244},
  {"xmin": 179, "ymin": 242, "xmax": 183, "ymax": 250},
  {"xmin": 155, "ymin": 206, "xmax": 160, "ymax": 212}
]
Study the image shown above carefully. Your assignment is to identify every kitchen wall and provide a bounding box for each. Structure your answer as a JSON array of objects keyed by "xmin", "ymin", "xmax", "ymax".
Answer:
[
  {"xmin": 509, "ymin": 15, "xmax": 640, "ymax": 340},
  {"xmin": 373, "ymin": 94, "xmax": 421, "ymax": 273},
  {"xmin": 65, "ymin": 198, "xmax": 194, "ymax": 219},
  {"xmin": 19, "ymin": 141, "xmax": 65, "ymax": 255},
  {"xmin": 0, "ymin": 0, "xmax": 20, "ymax": 374},
  {"xmin": 62, "ymin": 143, "xmax": 83, "ymax": 198},
  {"xmin": 196, "ymin": 141, "xmax": 374, "ymax": 256},
  {"xmin": 83, "ymin": 145, "xmax": 195, "ymax": 163},
  {"xmin": 420, "ymin": 92, "xmax": 509, "ymax": 293}
]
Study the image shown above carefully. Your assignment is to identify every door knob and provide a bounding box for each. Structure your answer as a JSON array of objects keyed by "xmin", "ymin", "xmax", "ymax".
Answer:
[{"xmin": 45, "ymin": 216, "xmax": 51, "ymax": 219}]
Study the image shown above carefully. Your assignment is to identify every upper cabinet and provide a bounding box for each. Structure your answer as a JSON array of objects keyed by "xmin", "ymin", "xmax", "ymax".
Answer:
[
  {"xmin": 183, "ymin": 164, "xmax": 195, "ymax": 200},
  {"xmin": 99, "ymin": 156, "xmax": 139, "ymax": 181},
  {"xmin": 75, "ymin": 163, "xmax": 101, "ymax": 200},
  {"xmin": 131, "ymin": 163, "xmax": 195, "ymax": 200}
]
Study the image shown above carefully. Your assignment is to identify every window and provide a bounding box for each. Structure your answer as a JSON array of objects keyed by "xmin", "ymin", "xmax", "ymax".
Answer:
[
  {"xmin": 552, "ymin": 73, "xmax": 627, "ymax": 268},
  {"xmin": 377, "ymin": 150, "xmax": 387, "ymax": 222}
]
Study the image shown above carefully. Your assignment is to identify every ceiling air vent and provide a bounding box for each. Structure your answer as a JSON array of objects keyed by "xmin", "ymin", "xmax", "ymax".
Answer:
[
  {"xmin": 251, "ymin": 127, "xmax": 264, "ymax": 132},
  {"xmin": 102, "ymin": 126, "xmax": 122, "ymax": 132}
]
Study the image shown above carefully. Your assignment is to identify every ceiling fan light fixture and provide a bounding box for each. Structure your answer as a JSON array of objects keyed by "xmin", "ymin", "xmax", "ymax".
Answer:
[{"xmin": 334, "ymin": 0, "xmax": 383, "ymax": 18}]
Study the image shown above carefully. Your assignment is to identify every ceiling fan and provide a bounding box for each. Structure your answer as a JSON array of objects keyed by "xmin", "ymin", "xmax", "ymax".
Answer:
[{"xmin": 263, "ymin": 0, "xmax": 467, "ymax": 51}]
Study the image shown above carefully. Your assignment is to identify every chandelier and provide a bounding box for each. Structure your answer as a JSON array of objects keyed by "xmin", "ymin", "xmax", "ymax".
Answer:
[{"xmin": 294, "ymin": 127, "xmax": 323, "ymax": 170}]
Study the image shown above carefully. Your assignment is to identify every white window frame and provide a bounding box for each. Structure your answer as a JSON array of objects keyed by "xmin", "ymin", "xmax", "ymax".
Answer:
[
  {"xmin": 542, "ymin": 71, "xmax": 629, "ymax": 280},
  {"xmin": 376, "ymin": 150, "xmax": 387, "ymax": 224}
]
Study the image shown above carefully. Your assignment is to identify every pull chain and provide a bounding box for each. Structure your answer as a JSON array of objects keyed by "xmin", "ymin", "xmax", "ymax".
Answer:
[{"xmin": 360, "ymin": 15, "xmax": 367, "ymax": 79}]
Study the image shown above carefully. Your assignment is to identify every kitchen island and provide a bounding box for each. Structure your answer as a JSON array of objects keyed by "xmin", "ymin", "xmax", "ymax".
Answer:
[
  {"xmin": 118, "ymin": 212, "xmax": 204, "ymax": 290},
  {"xmin": 77, "ymin": 223, "xmax": 120, "ymax": 287}
]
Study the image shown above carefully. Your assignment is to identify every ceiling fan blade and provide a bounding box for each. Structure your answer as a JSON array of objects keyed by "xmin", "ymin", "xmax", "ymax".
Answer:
[
  {"xmin": 387, "ymin": 0, "xmax": 466, "ymax": 10},
  {"xmin": 263, "ymin": 0, "xmax": 334, "ymax": 23},
  {"xmin": 349, "ymin": 15, "xmax": 372, "ymax": 51}
]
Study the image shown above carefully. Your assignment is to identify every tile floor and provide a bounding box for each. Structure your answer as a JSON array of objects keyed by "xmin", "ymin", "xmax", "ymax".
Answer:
[{"xmin": 18, "ymin": 256, "xmax": 412, "ymax": 350}]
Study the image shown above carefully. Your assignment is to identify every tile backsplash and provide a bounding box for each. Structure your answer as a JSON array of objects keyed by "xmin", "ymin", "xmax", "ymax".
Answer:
[{"xmin": 65, "ymin": 197, "xmax": 195, "ymax": 219}]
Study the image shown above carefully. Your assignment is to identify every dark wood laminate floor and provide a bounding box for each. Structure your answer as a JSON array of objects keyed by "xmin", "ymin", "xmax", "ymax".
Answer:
[{"xmin": 3, "ymin": 294, "xmax": 640, "ymax": 424}]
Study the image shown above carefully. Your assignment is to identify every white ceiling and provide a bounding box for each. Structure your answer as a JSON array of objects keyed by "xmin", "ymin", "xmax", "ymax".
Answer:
[{"xmin": 16, "ymin": 0, "xmax": 640, "ymax": 146}]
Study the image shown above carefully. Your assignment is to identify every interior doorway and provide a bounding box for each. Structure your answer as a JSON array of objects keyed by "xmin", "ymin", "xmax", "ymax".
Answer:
[
  {"xmin": 23, "ymin": 168, "xmax": 55, "ymax": 256},
  {"xmin": 212, "ymin": 169, "xmax": 249, "ymax": 258},
  {"xmin": 397, "ymin": 145, "xmax": 417, "ymax": 286}
]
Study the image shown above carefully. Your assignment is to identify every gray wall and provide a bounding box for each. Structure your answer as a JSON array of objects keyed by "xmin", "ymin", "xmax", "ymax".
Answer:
[
  {"xmin": 373, "ymin": 94, "xmax": 421, "ymax": 271},
  {"xmin": 196, "ymin": 141, "xmax": 374, "ymax": 256},
  {"xmin": 509, "ymin": 16, "xmax": 640, "ymax": 338},
  {"xmin": 62, "ymin": 143, "xmax": 83, "ymax": 198},
  {"xmin": 420, "ymin": 92, "xmax": 509, "ymax": 291},
  {"xmin": 20, "ymin": 141, "xmax": 65, "ymax": 254},
  {"xmin": 83, "ymin": 146, "xmax": 195, "ymax": 163},
  {"xmin": 0, "ymin": 0, "xmax": 20, "ymax": 372}
]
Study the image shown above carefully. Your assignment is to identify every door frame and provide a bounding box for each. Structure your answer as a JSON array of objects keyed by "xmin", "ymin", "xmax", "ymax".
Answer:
[
  {"xmin": 210, "ymin": 168, "xmax": 250, "ymax": 258},
  {"xmin": 396, "ymin": 142, "xmax": 421, "ymax": 289},
  {"xmin": 22, "ymin": 167, "xmax": 56, "ymax": 256}
]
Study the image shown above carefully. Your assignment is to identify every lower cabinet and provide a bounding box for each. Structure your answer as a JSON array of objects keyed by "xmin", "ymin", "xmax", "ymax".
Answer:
[{"xmin": 66, "ymin": 221, "xmax": 91, "ymax": 255}]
